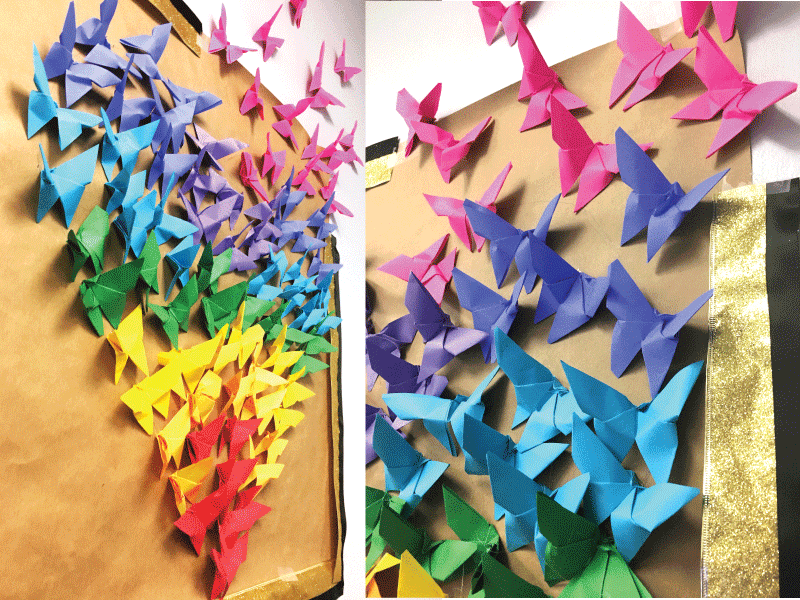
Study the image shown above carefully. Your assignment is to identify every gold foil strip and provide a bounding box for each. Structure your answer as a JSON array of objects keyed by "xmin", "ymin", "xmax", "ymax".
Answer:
[
  {"xmin": 144, "ymin": 0, "xmax": 202, "ymax": 56},
  {"xmin": 704, "ymin": 184, "xmax": 779, "ymax": 597},
  {"xmin": 365, "ymin": 154, "xmax": 396, "ymax": 189},
  {"xmin": 228, "ymin": 560, "xmax": 337, "ymax": 600}
]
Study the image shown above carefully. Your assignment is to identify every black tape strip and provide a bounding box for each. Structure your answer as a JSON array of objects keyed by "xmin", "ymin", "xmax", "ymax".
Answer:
[
  {"xmin": 366, "ymin": 137, "xmax": 399, "ymax": 163},
  {"xmin": 168, "ymin": 0, "xmax": 202, "ymax": 33},
  {"xmin": 765, "ymin": 178, "xmax": 800, "ymax": 597}
]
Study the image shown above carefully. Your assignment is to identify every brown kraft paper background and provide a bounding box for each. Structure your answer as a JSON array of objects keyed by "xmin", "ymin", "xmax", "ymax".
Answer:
[
  {"xmin": 0, "ymin": 0, "xmax": 341, "ymax": 598},
  {"xmin": 366, "ymin": 18, "xmax": 751, "ymax": 598}
]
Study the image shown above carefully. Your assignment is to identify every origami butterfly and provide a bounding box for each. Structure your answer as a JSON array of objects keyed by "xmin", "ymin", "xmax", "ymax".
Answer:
[
  {"xmin": 517, "ymin": 22, "xmax": 586, "ymax": 130},
  {"xmin": 536, "ymin": 493, "xmax": 651, "ymax": 597},
  {"xmin": 410, "ymin": 116, "xmax": 492, "ymax": 183},
  {"xmin": 453, "ymin": 270, "xmax": 523, "ymax": 363},
  {"xmin": 366, "ymin": 314, "xmax": 417, "ymax": 390},
  {"xmin": 462, "ymin": 414, "xmax": 568, "ymax": 482},
  {"xmin": 308, "ymin": 42, "xmax": 344, "ymax": 108},
  {"xmin": 272, "ymin": 97, "xmax": 314, "ymax": 148},
  {"xmin": 616, "ymin": 127, "xmax": 729, "ymax": 260},
  {"xmin": 99, "ymin": 108, "xmax": 158, "ymax": 180},
  {"xmin": 186, "ymin": 125, "xmax": 247, "ymax": 172},
  {"xmin": 378, "ymin": 234, "xmax": 457, "ymax": 305},
  {"xmin": 406, "ymin": 273, "xmax": 488, "ymax": 379},
  {"xmin": 377, "ymin": 488, "xmax": 493, "ymax": 582},
  {"xmin": 571, "ymin": 416, "xmax": 699, "ymax": 562},
  {"xmin": 397, "ymin": 83, "xmax": 441, "ymax": 157},
  {"xmin": 682, "ymin": 0, "xmax": 738, "ymax": 41},
  {"xmin": 366, "ymin": 336, "xmax": 448, "ymax": 396},
  {"xmin": 551, "ymin": 98, "xmax": 652, "ymax": 211},
  {"xmin": 119, "ymin": 22, "xmax": 172, "ymax": 79},
  {"xmin": 424, "ymin": 162, "xmax": 512, "ymax": 252},
  {"xmin": 75, "ymin": 0, "xmax": 117, "ymax": 46},
  {"xmin": 564, "ymin": 360, "xmax": 704, "ymax": 483},
  {"xmin": 334, "ymin": 39, "xmax": 361, "ymax": 82},
  {"xmin": 383, "ymin": 365, "xmax": 500, "ymax": 456},
  {"xmin": 149, "ymin": 275, "xmax": 199, "ymax": 348},
  {"xmin": 672, "ymin": 26, "xmax": 796, "ymax": 157},
  {"xmin": 607, "ymin": 259, "xmax": 712, "ymax": 397},
  {"xmin": 290, "ymin": 0, "xmax": 307, "ymax": 27},
  {"xmin": 28, "ymin": 44, "xmax": 102, "ymax": 150},
  {"xmin": 372, "ymin": 416, "xmax": 449, "ymax": 511},
  {"xmin": 486, "ymin": 451, "xmax": 589, "ymax": 555},
  {"xmin": 473, "ymin": 1, "xmax": 523, "ymax": 46},
  {"xmin": 366, "ymin": 405, "xmax": 407, "ymax": 464},
  {"xmin": 240, "ymin": 68, "xmax": 265, "ymax": 120},
  {"xmin": 252, "ymin": 5, "xmax": 284, "ymax": 61},
  {"xmin": 261, "ymin": 132, "xmax": 287, "ymax": 186},
  {"xmin": 42, "ymin": 2, "xmax": 121, "ymax": 107},
  {"xmin": 79, "ymin": 257, "xmax": 144, "ymax": 335},
  {"xmin": 526, "ymin": 235, "xmax": 610, "ymax": 343},
  {"xmin": 37, "ymin": 143, "xmax": 98, "ymax": 227},
  {"xmin": 494, "ymin": 328, "xmax": 590, "ymax": 433},
  {"xmin": 165, "ymin": 237, "xmax": 200, "ymax": 299},
  {"xmin": 610, "ymin": 3, "xmax": 694, "ymax": 110},
  {"xmin": 67, "ymin": 206, "xmax": 109, "ymax": 281},
  {"xmin": 463, "ymin": 192, "xmax": 559, "ymax": 292},
  {"xmin": 208, "ymin": 4, "xmax": 256, "ymax": 64}
]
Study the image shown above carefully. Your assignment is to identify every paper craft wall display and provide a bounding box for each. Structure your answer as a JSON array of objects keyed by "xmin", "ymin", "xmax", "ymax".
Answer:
[
  {"xmin": 382, "ymin": 365, "xmax": 500, "ymax": 456},
  {"xmin": 571, "ymin": 416, "xmax": 699, "ymax": 561},
  {"xmin": 564, "ymin": 360, "xmax": 703, "ymax": 484},
  {"xmin": 473, "ymin": 1, "xmax": 523, "ymax": 46},
  {"xmin": 405, "ymin": 273, "xmax": 488, "ymax": 377},
  {"xmin": 377, "ymin": 234, "xmax": 456, "ymax": 305},
  {"xmin": 453, "ymin": 269, "xmax": 522, "ymax": 363},
  {"xmin": 517, "ymin": 23, "xmax": 587, "ymax": 131},
  {"xmin": 396, "ymin": 83, "xmax": 441, "ymax": 157},
  {"xmin": 607, "ymin": 259, "xmax": 712, "ymax": 397},
  {"xmin": 681, "ymin": 0, "xmax": 738, "ymax": 41},
  {"xmin": 672, "ymin": 26, "xmax": 796, "ymax": 157},
  {"xmin": 463, "ymin": 193, "xmax": 559, "ymax": 292},
  {"xmin": 28, "ymin": 44, "xmax": 102, "ymax": 151},
  {"xmin": 42, "ymin": 2, "xmax": 121, "ymax": 107},
  {"xmin": 67, "ymin": 205, "xmax": 109, "ymax": 280},
  {"xmin": 334, "ymin": 39, "xmax": 361, "ymax": 82},
  {"xmin": 551, "ymin": 98, "xmax": 651, "ymax": 212},
  {"xmin": 610, "ymin": 3, "xmax": 694, "ymax": 111},
  {"xmin": 37, "ymin": 143, "xmax": 99, "ymax": 227},
  {"xmin": 208, "ymin": 4, "xmax": 256, "ymax": 64},
  {"xmin": 372, "ymin": 416, "xmax": 449, "ymax": 510},
  {"xmin": 424, "ymin": 162, "xmax": 512, "ymax": 252},
  {"xmin": 616, "ymin": 127, "xmax": 729, "ymax": 260},
  {"xmin": 252, "ymin": 5, "xmax": 284, "ymax": 61},
  {"xmin": 494, "ymin": 329, "xmax": 590, "ymax": 435},
  {"xmin": 536, "ymin": 493, "xmax": 652, "ymax": 597},
  {"xmin": 487, "ymin": 451, "xmax": 589, "ymax": 557},
  {"xmin": 410, "ymin": 115, "xmax": 492, "ymax": 183}
]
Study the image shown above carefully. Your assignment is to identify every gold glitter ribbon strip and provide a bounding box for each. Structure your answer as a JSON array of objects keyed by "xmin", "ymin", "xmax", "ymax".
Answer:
[{"xmin": 703, "ymin": 184, "xmax": 779, "ymax": 597}]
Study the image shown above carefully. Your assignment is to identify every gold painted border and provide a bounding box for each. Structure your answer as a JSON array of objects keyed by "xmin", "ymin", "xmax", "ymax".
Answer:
[
  {"xmin": 143, "ymin": 0, "xmax": 202, "ymax": 55},
  {"xmin": 703, "ymin": 184, "xmax": 779, "ymax": 597}
]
